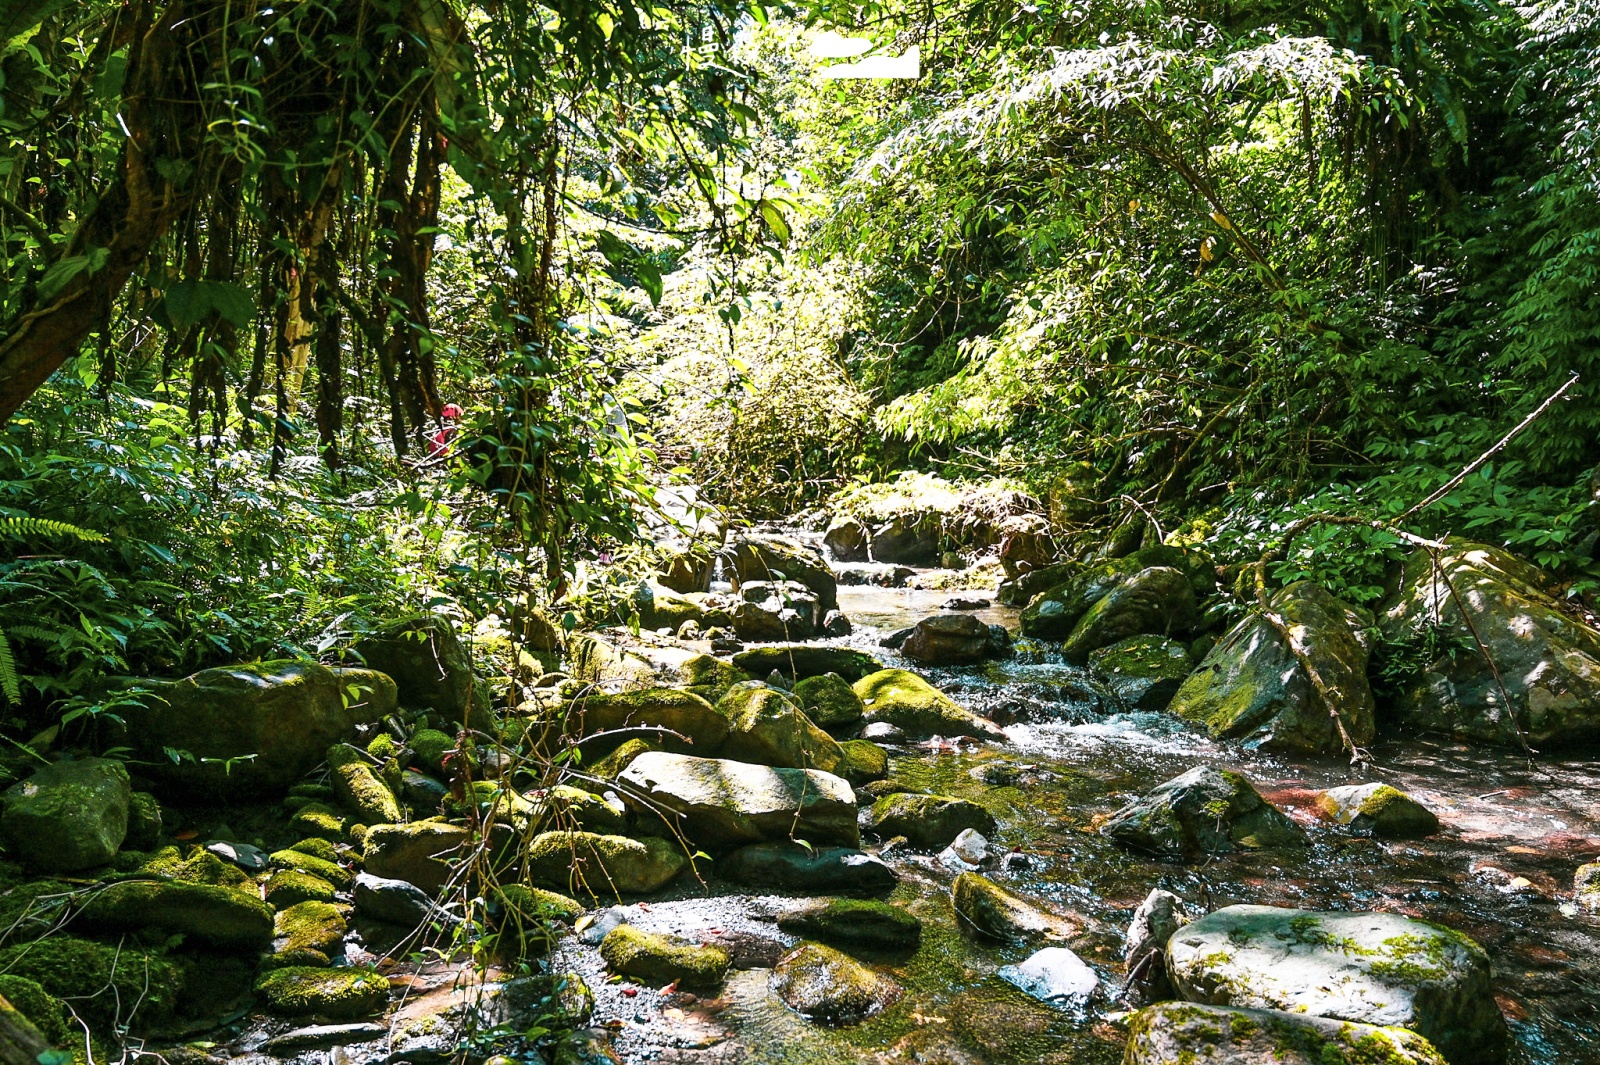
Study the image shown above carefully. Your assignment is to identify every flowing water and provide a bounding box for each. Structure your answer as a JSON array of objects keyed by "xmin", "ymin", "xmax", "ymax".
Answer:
[{"xmin": 550, "ymin": 584, "xmax": 1600, "ymax": 1065}]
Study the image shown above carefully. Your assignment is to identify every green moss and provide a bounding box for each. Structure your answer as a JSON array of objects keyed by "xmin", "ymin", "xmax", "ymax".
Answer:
[
  {"xmin": 264, "ymin": 869, "xmax": 336, "ymax": 908},
  {"xmin": 837, "ymin": 740, "xmax": 889, "ymax": 786},
  {"xmin": 287, "ymin": 837, "xmax": 338, "ymax": 861},
  {"xmin": 0, "ymin": 879, "xmax": 75, "ymax": 937},
  {"xmin": 409, "ymin": 729, "xmax": 455, "ymax": 772},
  {"xmin": 580, "ymin": 738, "xmax": 657, "ymax": 786},
  {"xmin": 491, "ymin": 884, "xmax": 585, "ymax": 924},
  {"xmin": 852, "ymin": 669, "xmax": 991, "ymax": 739},
  {"xmin": 484, "ymin": 884, "xmax": 579, "ymax": 960},
  {"xmin": 0, "ymin": 936, "xmax": 183, "ymax": 1028},
  {"xmin": 138, "ymin": 845, "xmax": 251, "ymax": 889},
  {"xmin": 78, "ymin": 879, "xmax": 275, "ymax": 948},
  {"xmin": 269, "ymin": 848, "xmax": 352, "ymax": 888},
  {"xmin": 793, "ymin": 673, "xmax": 867, "ymax": 727},
  {"xmin": 0, "ymin": 974, "xmax": 68, "ymax": 1043},
  {"xmin": 598, "ymin": 925, "xmax": 729, "ymax": 989},
  {"xmin": 125, "ymin": 792, "xmax": 163, "ymax": 850},
  {"xmin": 288, "ymin": 782, "xmax": 335, "ymax": 800},
  {"xmin": 367, "ymin": 733, "xmax": 401, "ymax": 761},
  {"xmin": 255, "ymin": 966, "xmax": 389, "ymax": 1019},
  {"xmin": 289, "ymin": 802, "xmax": 351, "ymax": 843},
  {"xmin": 273, "ymin": 900, "xmax": 347, "ymax": 959},
  {"xmin": 329, "ymin": 754, "xmax": 403, "ymax": 825},
  {"xmin": 777, "ymin": 898, "xmax": 921, "ymax": 951}
]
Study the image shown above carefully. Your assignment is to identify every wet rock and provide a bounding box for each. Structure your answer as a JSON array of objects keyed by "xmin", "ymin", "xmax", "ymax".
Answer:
[
  {"xmin": 732, "ymin": 580, "xmax": 820, "ymax": 641},
  {"xmin": 117, "ymin": 661, "xmax": 395, "ymax": 796},
  {"xmin": 733, "ymin": 645, "xmax": 883, "ymax": 682},
  {"xmin": 1380, "ymin": 540, "xmax": 1600, "ymax": 747},
  {"xmin": 716, "ymin": 842, "xmax": 897, "ymax": 892},
  {"xmin": 255, "ymin": 966, "xmax": 390, "ymax": 1020},
  {"xmin": 568, "ymin": 633, "xmax": 654, "ymax": 688},
  {"xmin": 853, "ymin": 668, "xmax": 1002, "ymax": 740},
  {"xmin": 1124, "ymin": 888, "xmax": 1186, "ymax": 971},
  {"xmin": 725, "ymin": 534, "xmax": 839, "ymax": 613},
  {"xmin": 204, "ymin": 840, "xmax": 269, "ymax": 872},
  {"xmin": 629, "ymin": 579, "xmax": 705, "ymax": 632},
  {"xmin": 1125, "ymin": 1001, "xmax": 1448, "ymax": 1065},
  {"xmin": 771, "ymin": 942, "xmax": 902, "ymax": 1025},
  {"xmin": 793, "ymin": 672, "xmax": 867, "ymax": 728},
  {"xmin": 715, "ymin": 683, "xmax": 847, "ymax": 774},
  {"xmin": 942, "ymin": 595, "xmax": 991, "ymax": 611},
  {"xmin": 901, "ymin": 613, "xmax": 995, "ymax": 665},
  {"xmin": 777, "ymin": 898, "xmax": 921, "ymax": 951},
  {"xmin": 1169, "ymin": 580, "xmax": 1375, "ymax": 755},
  {"xmin": 999, "ymin": 519, "xmax": 1057, "ymax": 579},
  {"xmin": 836, "ymin": 739, "xmax": 889, "ymax": 786},
  {"xmin": 941, "ymin": 828, "xmax": 988, "ymax": 868},
  {"xmin": 1, "ymin": 757, "xmax": 130, "ymax": 872},
  {"xmin": 998, "ymin": 561, "xmax": 1078, "ymax": 609},
  {"xmin": 262, "ymin": 1023, "xmax": 388, "ymax": 1054},
  {"xmin": 824, "ymin": 516, "xmax": 870, "ymax": 562},
  {"xmin": 680, "ymin": 654, "xmax": 750, "ymax": 703},
  {"xmin": 599, "ymin": 925, "xmax": 730, "ymax": 989},
  {"xmin": 568, "ymin": 688, "xmax": 730, "ymax": 753},
  {"xmin": 1088, "ymin": 635, "xmax": 1193, "ymax": 713},
  {"xmin": 867, "ymin": 511, "xmax": 941, "ymax": 566},
  {"xmin": 362, "ymin": 821, "xmax": 470, "ymax": 893},
  {"xmin": 951, "ymin": 872, "xmax": 1080, "ymax": 942},
  {"xmin": 326, "ymin": 743, "xmax": 403, "ymax": 825},
  {"xmin": 270, "ymin": 846, "xmax": 353, "ymax": 888},
  {"xmin": 550, "ymin": 1027, "xmax": 622, "ymax": 1065},
  {"xmin": 353, "ymin": 872, "xmax": 438, "ymax": 927},
  {"xmin": 865, "ymin": 792, "xmax": 995, "ymax": 849},
  {"xmin": 860, "ymin": 720, "xmax": 906, "ymax": 744},
  {"xmin": 77, "ymin": 880, "xmax": 274, "ymax": 948},
  {"xmin": 998, "ymin": 946, "xmax": 1098, "ymax": 1010},
  {"xmin": 618, "ymin": 752, "xmax": 858, "ymax": 848},
  {"xmin": 126, "ymin": 791, "xmax": 163, "ymax": 851},
  {"xmin": 1019, "ymin": 546, "xmax": 1212, "ymax": 641},
  {"xmin": 1060, "ymin": 566, "xmax": 1199, "ymax": 662},
  {"xmin": 1166, "ymin": 904, "xmax": 1508, "ymax": 1065},
  {"xmin": 836, "ymin": 562, "xmax": 917, "ymax": 587},
  {"xmin": 1576, "ymin": 862, "xmax": 1600, "ymax": 911},
  {"xmin": 878, "ymin": 626, "xmax": 913, "ymax": 649},
  {"xmin": 821, "ymin": 610, "xmax": 853, "ymax": 637},
  {"xmin": 355, "ymin": 614, "xmax": 475, "ymax": 720},
  {"xmin": 1317, "ymin": 783, "xmax": 1439, "ymax": 839},
  {"xmin": 526, "ymin": 831, "xmax": 687, "ymax": 896},
  {"xmin": 1101, "ymin": 765, "xmax": 1307, "ymax": 859}
]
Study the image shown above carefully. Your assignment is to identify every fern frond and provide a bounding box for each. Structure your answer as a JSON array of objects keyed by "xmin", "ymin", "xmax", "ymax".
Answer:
[
  {"xmin": 0, "ymin": 627, "xmax": 21, "ymax": 706},
  {"xmin": 0, "ymin": 516, "xmax": 108, "ymax": 543}
]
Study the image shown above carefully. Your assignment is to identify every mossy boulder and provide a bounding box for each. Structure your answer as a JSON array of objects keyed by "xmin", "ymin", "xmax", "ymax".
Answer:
[
  {"xmin": 793, "ymin": 673, "xmax": 866, "ymax": 728},
  {"xmin": 491, "ymin": 883, "xmax": 585, "ymax": 925},
  {"xmin": 1101, "ymin": 765, "xmax": 1307, "ymax": 858},
  {"xmin": 836, "ymin": 740, "xmax": 888, "ymax": 786},
  {"xmin": 1060, "ymin": 566, "xmax": 1199, "ymax": 662},
  {"xmin": 1125, "ymin": 1001, "xmax": 1448, "ymax": 1065},
  {"xmin": 951, "ymin": 872, "xmax": 1079, "ymax": 943},
  {"xmin": 0, "ymin": 974, "xmax": 68, "ymax": 1044},
  {"xmin": 1019, "ymin": 546, "xmax": 1212, "ymax": 641},
  {"xmin": 273, "ymin": 900, "xmax": 347, "ymax": 961},
  {"xmin": 525, "ymin": 831, "xmax": 687, "ymax": 896},
  {"xmin": 630, "ymin": 580, "xmax": 705, "ymax": 631},
  {"xmin": 901, "ymin": 613, "xmax": 997, "ymax": 666},
  {"xmin": 731, "ymin": 645, "xmax": 883, "ymax": 683},
  {"xmin": 725, "ymin": 535, "xmax": 839, "ymax": 613},
  {"xmin": 715, "ymin": 842, "xmax": 897, "ymax": 893},
  {"xmin": 568, "ymin": 633, "xmax": 655, "ymax": 688},
  {"xmin": 618, "ymin": 752, "xmax": 859, "ymax": 849},
  {"xmin": 327, "ymin": 744, "xmax": 404, "ymax": 825},
  {"xmin": 270, "ymin": 847, "xmax": 352, "ymax": 889},
  {"xmin": 865, "ymin": 792, "xmax": 995, "ymax": 850},
  {"xmin": 125, "ymin": 791, "xmax": 163, "ymax": 851},
  {"xmin": 256, "ymin": 966, "xmax": 389, "ymax": 1020},
  {"xmin": 599, "ymin": 925, "xmax": 729, "ymax": 989},
  {"xmin": 264, "ymin": 869, "xmax": 337, "ymax": 908},
  {"xmin": 1317, "ymin": 783, "xmax": 1439, "ymax": 839},
  {"xmin": 777, "ymin": 898, "xmax": 921, "ymax": 951},
  {"xmin": 1088, "ymin": 635, "xmax": 1194, "ymax": 713},
  {"xmin": 998, "ymin": 561, "xmax": 1079, "ymax": 609},
  {"xmin": 140, "ymin": 845, "xmax": 251, "ymax": 888},
  {"xmin": 1166, "ymin": 905, "xmax": 1507, "ymax": 1065},
  {"xmin": 715, "ymin": 683, "xmax": 847, "ymax": 775},
  {"xmin": 770, "ymin": 942, "xmax": 901, "ymax": 1026},
  {"xmin": 1, "ymin": 758, "xmax": 130, "ymax": 873},
  {"xmin": 289, "ymin": 802, "xmax": 351, "ymax": 843},
  {"xmin": 1168, "ymin": 580, "xmax": 1375, "ymax": 755},
  {"xmin": 681, "ymin": 655, "xmax": 751, "ymax": 703},
  {"xmin": 531, "ymin": 785, "xmax": 628, "ymax": 837},
  {"xmin": 852, "ymin": 669, "xmax": 1001, "ymax": 740},
  {"xmin": 354, "ymin": 614, "xmax": 476, "ymax": 722},
  {"xmin": 0, "ymin": 936, "xmax": 183, "ymax": 1027},
  {"xmin": 409, "ymin": 728, "xmax": 456, "ymax": 773},
  {"xmin": 362, "ymin": 821, "xmax": 470, "ymax": 893},
  {"xmin": 573, "ymin": 739, "xmax": 657, "ymax": 791},
  {"xmin": 77, "ymin": 879, "xmax": 274, "ymax": 948},
  {"xmin": 118, "ymin": 662, "xmax": 396, "ymax": 797},
  {"xmin": 569, "ymin": 688, "xmax": 729, "ymax": 753}
]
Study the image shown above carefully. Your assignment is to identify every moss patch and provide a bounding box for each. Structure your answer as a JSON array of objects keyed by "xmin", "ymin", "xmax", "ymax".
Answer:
[
  {"xmin": 777, "ymin": 898, "xmax": 921, "ymax": 951},
  {"xmin": 273, "ymin": 900, "xmax": 347, "ymax": 959},
  {"xmin": 264, "ymin": 869, "xmax": 336, "ymax": 908},
  {"xmin": 255, "ymin": 966, "xmax": 389, "ymax": 1019},
  {"xmin": 409, "ymin": 729, "xmax": 455, "ymax": 773},
  {"xmin": 269, "ymin": 848, "xmax": 352, "ymax": 888},
  {"xmin": 78, "ymin": 879, "xmax": 275, "ymax": 948},
  {"xmin": 139, "ymin": 845, "xmax": 250, "ymax": 889},
  {"xmin": 599, "ymin": 925, "xmax": 729, "ymax": 989},
  {"xmin": 0, "ymin": 936, "xmax": 183, "ymax": 1028},
  {"xmin": 0, "ymin": 974, "xmax": 68, "ymax": 1043}
]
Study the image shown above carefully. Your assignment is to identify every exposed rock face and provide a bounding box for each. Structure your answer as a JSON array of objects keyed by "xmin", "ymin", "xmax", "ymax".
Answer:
[
  {"xmin": 998, "ymin": 518, "xmax": 1057, "ymax": 579},
  {"xmin": 1060, "ymin": 566, "xmax": 1199, "ymax": 662},
  {"xmin": 869, "ymin": 512, "xmax": 941, "ymax": 565},
  {"xmin": 1381, "ymin": 540, "xmax": 1600, "ymax": 747},
  {"xmin": 1166, "ymin": 905, "xmax": 1508, "ymax": 1065},
  {"xmin": 732, "ymin": 645, "xmax": 883, "ymax": 682},
  {"xmin": 951, "ymin": 873, "xmax": 1080, "ymax": 942},
  {"xmin": 362, "ymin": 822, "xmax": 471, "ymax": 893},
  {"xmin": 771, "ymin": 943, "xmax": 902, "ymax": 1025},
  {"xmin": 1125, "ymin": 1001, "xmax": 1448, "ymax": 1065},
  {"xmin": 525, "ymin": 831, "xmax": 688, "ymax": 896},
  {"xmin": 1169, "ymin": 581, "xmax": 1374, "ymax": 755},
  {"xmin": 823, "ymin": 517, "xmax": 870, "ymax": 563},
  {"xmin": 725, "ymin": 535, "xmax": 839, "ymax": 613},
  {"xmin": 900, "ymin": 613, "xmax": 996, "ymax": 665},
  {"xmin": 617, "ymin": 752, "xmax": 859, "ymax": 849},
  {"xmin": 853, "ymin": 668, "xmax": 1002, "ymax": 740},
  {"xmin": 731, "ymin": 581, "xmax": 820, "ymax": 641},
  {"xmin": 1317, "ymin": 783, "xmax": 1439, "ymax": 839},
  {"xmin": 355, "ymin": 614, "xmax": 474, "ymax": 718},
  {"xmin": 997, "ymin": 562, "xmax": 1078, "ymax": 609},
  {"xmin": 714, "ymin": 683, "xmax": 847, "ymax": 774},
  {"xmin": 1019, "ymin": 545, "xmax": 1212, "ymax": 642},
  {"xmin": 1101, "ymin": 765, "xmax": 1307, "ymax": 858},
  {"xmin": 628, "ymin": 580, "xmax": 705, "ymax": 632},
  {"xmin": 715, "ymin": 842, "xmax": 897, "ymax": 893},
  {"xmin": 118, "ymin": 662, "xmax": 395, "ymax": 796},
  {"xmin": 568, "ymin": 634, "xmax": 655, "ymax": 689},
  {"xmin": 1, "ymin": 758, "xmax": 130, "ymax": 872},
  {"xmin": 1089, "ymin": 635, "xmax": 1194, "ymax": 713},
  {"xmin": 864, "ymin": 793, "xmax": 995, "ymax": 849}
]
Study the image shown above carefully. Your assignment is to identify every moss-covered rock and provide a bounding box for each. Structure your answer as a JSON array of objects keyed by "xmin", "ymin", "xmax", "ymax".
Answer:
[
  {"xmin": 852, "ymin": 669, "xmax": 1001, "ymax": 740},
  {"xmin": 770, "ymin": 942, "xmax": 901, "ymax": 1026},
  {"xmin": 1087, "ymin": 635, "xmax": 1193, "ymax": 713},
  {"xmin": 1124, "ymin": 1001, "xmax": 1448, "ymax": 1065},
  {"xmin": 255, "ymin": 966, "xmax": 389, "ymax": 1019},
  {"xmin": 327, "ymin": 744, "xmax": 403, "ymax": 825},
  {"xmin": 362, "ymin": 821, "xmax": 470, "ymax": 893},
  {"xmin": 681, "ymin": 655, "xmax": 751, "ymax": 704},
  {"xmin": 270, "ymin": 847, "xmax": 352, "ymax": 888},
  {"xmin": 715, "ymin": 683, "xmax": 847, "ymax": 774},
  {"xmin": 525, "ymin": 831, "xmax": 687, "ymax": 897},
  {"xmin": 836, "ymin": 740, "xmax": 888, "ymax": 786},
  {"xmin": 599, "ymin": 925, "xmax": 729, "ymax": 988},
  {"xmin": 575, "ymin": 739, "xmax": 657, "ymax": 790},
  {"xmin": 776, "ymin": 898, "xmax": 921, "ymax": 951},
  {"xmin": 367, "ymin": 732, "xmax": 402, "ymax": 761},
  {"xmin": 125, "ymin": 792, "xmax": 163, "ymax": 851},
  {"xmin": 1059, "ymin": 566, "xmax": 1198, "ymax": 662},
  {"xmin": 0, "ymin": 974, "xmax": 68, "ymax": 1044},
  {"xmin": 725, "ymin": 535, "xmax": 839, "ymax": 613},
  {"xmin": 951, "ymin": 873, "xmax": 1080, "ymax": 943},
  {"xmin": 0, "ymin": 936, "xmax": 183, "ymax": 1028},
  {"xmin": 865, "ymin": 792, "xmax": 995, "ymax": 849},
  {"xmin": 618, "ymin": 752, "xmax": 859, "ymax": 849},
  {"xmin": 534, "ymin": 785, "xmax": 628, "ymax": 837},
  {"xmin": 355, "ymin": 614, "xmax": 476, "ymax": 721},
  {"xmin": 409, "ymin": 728, "xmax": 456, "ymax": 773},
  {"xmin": 793, "ymin": 673, "xmax": 866, "ymax": 728},
  {"xmin": 491, "ymin": 884, "xmax": 585, "ymax": 925},
  {"xmin": 1101, "ymin": 765, "xmax": 1307, "ymax": 858},
  {"xmin": 568, "ymin": 688, "xmax": 729, "ymax": 753},
  {"xmin": 264, "ymin": 868, "xmax": 337, "ymax": 908},
  {"xmin": 1019, "ymin": 546, "xmax": 1212, "ymax": 641},
  {"xmin": 568, "ymin": 632, "xmax": 656, "ymax": 688},
  {"xmin": 715, "ymin": 842, "xmax": 898, "ymax": 893},
  {"xmin": 289, "ymin": 802, "xmax": 351, "ymax": 844},
  {"xmin": 77, "ymin": 879, "xmax": 274, "ymax": 948},
  {"xmin": 1, "ymin": 758, "xmax": 130, "ymax": 873},
  {"xmin": 273, "ymin": 900, "xmax": 347, "ymax": 961},
  {"xmin": 731, "ymin": 646, "xmax": 883, "ymax": 683},
  {"xmin": 140, "ymin": 845, "xmax": 251, "ymax": 889},
  {"xmin": 1317, "ymin": 783, "xmax": 1439, "ymax": 839}
]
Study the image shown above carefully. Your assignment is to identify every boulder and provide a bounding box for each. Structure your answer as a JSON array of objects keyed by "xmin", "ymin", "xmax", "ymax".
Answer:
[
  {"xmin": 777, "ymin": 898, "xmax": 921, "ymax": 951},
  {"xmin": 1089, "ymin": 635, "xmax": 1194, "ymax": 713},
  {"xmin": 1101, "ymin": 765, "xmax": 1307, "ymax": 858},
  {"xmin": 869, "ymin": 512, "xmax": 941, "ymax": 565},
  {"xmin": 266, "ymin": 869, "xmax": 337, "ymax": 908},
  {"xmin": 354, "ymin": 872, "xmax": 442, "ymax": 927},
  {"xmin": 725, "ymin": 535, "xmax": 839, "ymax": 613},
  {"xmin": 951, "ymin": 872, "xmax": 1079, "ymax": 942},
  {"xmin": 715, "ymin": 842, "xmax": 896, "ymax": 893},
  {"xmin": 77, "ymin": 879, "xmax": 274, "ymax": 948},
  {"xmin": 998, "ymin": 947, "xmax": 1098, "ymax": 1010},
  {"xmin": 599, "ymin": 925, "xmax": 729, "ymax": 989},
  {"xmin": 1165, "ymin": 905, "xmax": 1508, "ymax": 1065},
  {"xmin": 1, "ymin": 758, "xmax": 130, "ymax": 872},
  {"xmin": 618, "ymin": 752, "xmax": 858, "ymax": 849},
  {"xmin": 793, "ymin": 673, "xmax": 867, "ymax": 727},
  {"xmin": 1060, "ymin": 566, "xmax": 1199, "ymax": 662},
  {"xmin": 568, "ymin": 688, "xmax": 729, "ymax": 752},
  {"xmin": 274, "ymin": 899, "xmax": 348, "ymax": 961},
  {"xmin": 714, "ymin": 683, "xmax": 847, "ymax": 774},
  {"xmin": 680, "ymin": 654, "xmax": 750, "ymax": 703},
  {"xmin": 362, "ymin": 821, "xmax": 471, "ymax": 893},
  {"xmin": 732, "ymin": 645, "xmax": 883, "ymax": 682},
  {"xmin": 1019, "ymin": 546, "xmax": 1212, "ymax": 640},
  {"xmin": 355, "ymin": 615, "xmax": 475, "ymax": 719},
  {"xmin": 997, "ymin": 562, "xmax": 1078, "ymax": 609},
  {"xmin": 865, "ymin": 793, "xmax": 995, "ymax": 849},
  {"xmin": 657, "ymin": 545, "xmax": 714, "ymax": 594},
  {"xmin": 256, "ymin": 967, "xmax": 390, "ymax": 1020},
  {"xmin": 628, "ymin": 580, "xmax": 704, "ymax": 632},
  {"xmin": 1124, "ymin": 888, "xmax": 1186, "ymax": 971},
  {"xmin": 1317, "ymin": 783, "xmax": 1439, "ymax": 839},
  {"xmin": 326, "ymin": 744, "xmax": 403, "ymax": 825},
  {"xmin": 731, "ymin": 581, "xmax": 819, "ymax": 641},
  {"xmin": 823, "ymin": 517, "xmax": 870, "ymax": 563},
  {"xmin": 900, "ymin": 614, "xmax": 995, "ymax": 665},
  {"xmin": 836, "ymin": 740, "xmax": 888, "ymax": 786},
  {"xmin": 526, "ymin": 831, "xmax": 688, "ymax": 896},
  {"xmin": 1125, "ymin": 1001, "xmax": 1448, "ymax": 1065},
  {"xmin": 568, "ymin": 634, "xmax": 655, "ymax": 689},
  {"xmin": 853, "ymin": 669, "xmax": 1002, "ymax": 740},
  {"xmin": 1168, "ymin": 581, "xmax": 1375, "ymax": 756},
  {"xmin": 117, "ymin": 662, "xmax": 395, "ymax": 796},
  {"xmin": 998, "ymin": 519, "xmax": 1057, "ymax": 579},
  {"xmin": 771, "ymin": 943, "xmax": 901, "ymax": 1025},
  {"xmin": 1380, "ymin": 540, "xmax": 1600, "ymax": 747}
]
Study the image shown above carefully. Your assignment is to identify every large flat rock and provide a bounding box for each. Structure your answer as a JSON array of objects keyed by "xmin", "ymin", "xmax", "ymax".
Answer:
[
  {"xmin": 1125, "ymin": 1001, "xmax": 1447, "ymax": 1065},
  {"xmin": 618, "ymin": 752, "xmax": 858, "ymax": 849}
]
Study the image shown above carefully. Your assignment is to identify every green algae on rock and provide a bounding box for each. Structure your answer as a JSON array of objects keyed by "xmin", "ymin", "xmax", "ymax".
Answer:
[
  {"xmin": 270, "ymin": 847, "xmax": 352, "ymax": 888},
  {"xmin": 951, "ymin": 872, "xmax": 1080, "ymax": 943},
  {"xmin": 0, "ymin": 936, "xmax": 183, "ymax": 1028},
  {"xmin": 77, "ymin": 879, "xmax": 275, "ymax": 948},
  {"xmin": 256, "ymin": 966, "xmax": 390, "ymax": 1019},
  {"xmin": 362, "ymin": 821, "xmax": 470, "ymax": 893},
  {"xmin": 327, "ymin": 743, "xmax": 404, "ymax": 825},
  {"xmin": 681, "ymin": 654, "xmax": 751, "ymax": 703},
  {"xmin": 409, "ymin": 728, "xmax": 457, "ymax": 773},
  {"xmin": 1101, "ymin": 765, "xmax": 1306, "ymax": 858},
  {"xmin": 770, "ymin": 942, "xmax": 901, "ymax": 1026},
  {"xmin": 836, "ymin": 739, "xmax": 889, "ymax": 786},
  {"xmin": 0, "ymin": 974, "xmax": 68, "ymax": 1044},
  {"xmin": 865, "ymin": 792, "xmax": 995, "ymax": 850},
  {"xmin": 526, "ymin": 830, "xmax": 687, "ymax": 896},
  {"xmin": 264, "ymin": 868, "xmax": 337, "ymax": 908},
  {"xmin": 140, "ymin": 844, "xmax": 252, "ymax": 889},
  {"xmin": 777, "ymin": 898, "xmax": 922, "ymax": 951},
  {"xmin": 1317, "ymin": 783, "xmax": 1440, "ymax": 839},
  {"xmin": 619, "ymin": 752, "xmax": 859, "ymax": 849},
  {"xmin": 793, "ymin": 672, "xmax": 867, "ymax": 728},
  {"xmin": 1, "ymin": 757, "xmax": 131, "ymax": 873},
  {"xmin": 1087, "ymin": 635, "xmax": 1194, "ymax": 713},
  {"xmin": 715, "ymin": 683, "xmax": 847, "ymax": 774},
  {"xmin": 599, "ymin": 925, "xmax": 730, "ymax": 988},
  {"xmin": 274, "ymin": 899, "xmax": 348, "ymax": 960},
  {"xmin": 852, "ymin": 669, "xmax": 1001, "ymax": 740},
  {"xmin": 1125, "ymin": 1000, "xmax": 1448, "ymax": 1065}
]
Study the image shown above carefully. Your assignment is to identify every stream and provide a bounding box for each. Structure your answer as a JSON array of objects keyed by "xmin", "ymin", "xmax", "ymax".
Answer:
[{"xmin": 548, "ymin": 583, "xmax": 1600, "ymax": 1065}]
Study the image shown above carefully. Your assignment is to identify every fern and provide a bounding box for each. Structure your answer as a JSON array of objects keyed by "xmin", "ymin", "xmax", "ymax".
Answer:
[
  {"xmin": 0, "ymin": 515, "xmax": 108, "ymax": 543},
  {"xmin": 0, "ymin": 627, "xmax": 18, "ymax": 706}
]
